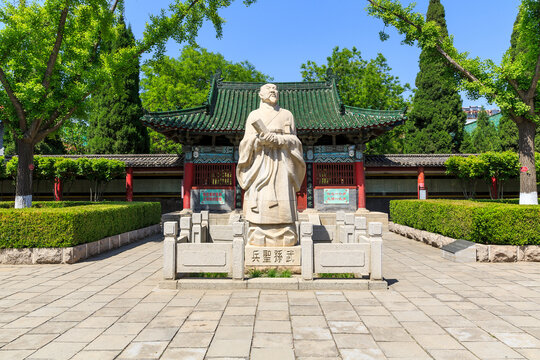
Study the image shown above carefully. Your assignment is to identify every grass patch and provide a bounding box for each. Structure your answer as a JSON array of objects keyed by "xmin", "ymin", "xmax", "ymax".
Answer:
[
  {"xmin": 247, "ymin": 268, "xmax": 293, "ymax": 278},
  {"xmin": 185, "ymin": 273, "xmax": 228, "ymax": 278},
  {"xmin": 318, "ymin": 273, "xmax": 355, "ymax": 279}
]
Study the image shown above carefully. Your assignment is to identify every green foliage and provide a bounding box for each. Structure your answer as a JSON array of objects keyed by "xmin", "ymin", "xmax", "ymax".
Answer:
[
  {"xmin": 140, "ymin": 46, "xmax": 270, "ymax": 154},
  {"xmin": 266, "ymin": 268, "xmax": 277, "ymax": 278},
  {"xmin": 247, "ymin": 269, "xmax": 262, "ymax": 278},
  {"xmin": 0, "ymin": 0, "xmax": 249, "ymax": 204},
  {"xmin": 460, "ymin": 110, "xmax": 501, "ymax": 153},
  {"xmin": 148, "ymin": 129, "xmax": 183, "ymax": 155},
  {"xmin": 246, "ymin": 268, "xmax": 293, "ymax": 278},
  {"xmin": 498, "ymin": 113, "xmax": 540, "ymax": 153},
  {"xmin": 300, "ymin": 46, "xmax": 409, "ymax": 153},
  {"xmin": 4, "ymin": 156, "xmax": 125, "ymax": 200},
  {"xmin": 279, "ymin": 269, "xmax": 292, "ymax": 278},
  {"xmin": 404, "ymin": 0, "xmax": 466, "ymax": 154},
  {"xmin": 187, "ymin": 272, "xmax": 228, "ymax": 278},
  {"xmin": 61, "ymin": 118, "xmax": 89, "ymax": 154},
  {"xmin": 390, "ymin": 199, "xmax": 540, "ymax": 245},
  {"xmin": 445, "ymin": 155, "xmax": 485, "ymax": 198},
  {"xmin": 87, "ymin": 18, "xmax": 149, "ymax": 154},
  {"xmin": 35, "ymin": 133, "xmax": 65, "ymax": 155},
  {"xmin": 75, "ymin": 158, "xmax": 125, "ymax": 201},
  {"xmin": 366, "ymin": 0, "xmax": 540, "ymax": 201},
  {"xmin": 318, "ymin": 273, "xmax": 355, "ymax": 278},
  {"xmin": 0, "ymin": 156, "xmax": 6, "ymax": 180},
  {"xmin": 0, "ymin": 201, "xmax": 161, "ymax": 248},
  {"xmin": 5, "ymin": 157, "xmax": 17, "ymax": 181},
  {"xmin": 446, "ymin": 152, "xmax": 520, "ymax": 199}
]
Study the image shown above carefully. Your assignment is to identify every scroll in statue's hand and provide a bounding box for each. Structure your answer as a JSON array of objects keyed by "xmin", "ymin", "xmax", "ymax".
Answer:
[{"xmin": 259, "ymin": 132, "xmax": 279, "ymax": 146}]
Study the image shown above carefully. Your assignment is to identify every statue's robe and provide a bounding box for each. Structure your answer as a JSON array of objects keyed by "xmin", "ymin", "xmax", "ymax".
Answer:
[{"xmin": 236, "ymin": 103, "xmax": 306, "ymax": 246}]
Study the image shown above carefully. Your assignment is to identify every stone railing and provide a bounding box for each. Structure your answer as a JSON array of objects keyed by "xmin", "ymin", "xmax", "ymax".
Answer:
[{"xmin": 162, "ymin": 212, "xmax": 386, "ymax": 288}]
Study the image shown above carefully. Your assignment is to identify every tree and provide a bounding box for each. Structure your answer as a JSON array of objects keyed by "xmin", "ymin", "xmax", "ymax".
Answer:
[
  {"xmin": 404, "ymin": 0, "xmax": 466, "ymax": 154},
  {"xmin": 445, "ymin": 155, "xmax": 485, "ymax": 199},
  {"xmin": 478, "ymin": 151, "xmax": 520, "ymax": 199},
  {"xmin": 140, "ymin": 45, "xmax": 269, "ymax": 153},
  {"xmin": 367, "ymin": 0, "xmax": 540, "ymax": 205},
  {"xmin": 300, "ymin": 47, "xmax": 410, "ymax": 153},
  {"xmin": 460, "ymin": 110, "xmax": 501, "ymax": 153},
  {"xmin": 0, "ymin": 0, "xmax": 252, "ymax": 208},
  {"xmin": 87, "ymin": 17, "xmax": 149, "ymax": 154}
]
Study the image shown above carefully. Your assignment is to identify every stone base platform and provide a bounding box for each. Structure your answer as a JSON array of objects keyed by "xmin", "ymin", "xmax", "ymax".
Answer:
[{"xmin": 159, "ymin": 277, "xmax": 388, "ymax": 290}]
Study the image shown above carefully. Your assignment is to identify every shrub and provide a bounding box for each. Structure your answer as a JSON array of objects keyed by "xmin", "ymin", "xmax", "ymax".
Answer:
[
  {"xmin": 0, "ymin": 201, "xmax": 161, "ymax": 248},
  {"xmin": 390, "ymin": 199, "xmax": 540, "ymax": 245}
]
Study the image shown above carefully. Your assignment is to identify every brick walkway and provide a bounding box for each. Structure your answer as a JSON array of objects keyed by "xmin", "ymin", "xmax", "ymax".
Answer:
[{"xmin": 0, "ymin": 232, "xmax": 539, "ymax": 360}]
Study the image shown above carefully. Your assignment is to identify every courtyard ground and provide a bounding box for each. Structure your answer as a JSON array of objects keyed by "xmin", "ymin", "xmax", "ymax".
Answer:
[{"xmin": 0, "ymin": 232, "xmax": 539, "ymax": 360}]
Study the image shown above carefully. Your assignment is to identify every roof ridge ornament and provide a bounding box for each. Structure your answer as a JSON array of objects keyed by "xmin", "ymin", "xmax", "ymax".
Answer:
[
  {"xmin": 206, "ymin": 69, "xmax": 223, "ymax": 115},
  {"xmin": 325, "ymin": 68, "xmax": 338, "ymax": 86}
]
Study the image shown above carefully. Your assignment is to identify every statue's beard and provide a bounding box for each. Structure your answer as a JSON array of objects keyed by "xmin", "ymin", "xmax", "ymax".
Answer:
[{"xmin": 262, "ymin": 96, "xmax": 278, "ymax": 106}]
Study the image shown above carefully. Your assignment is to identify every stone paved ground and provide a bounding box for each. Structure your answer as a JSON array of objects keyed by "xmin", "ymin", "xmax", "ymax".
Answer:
[{"xmin": 0, "ymin": 232, "xmax": 539, "ymax": 360}]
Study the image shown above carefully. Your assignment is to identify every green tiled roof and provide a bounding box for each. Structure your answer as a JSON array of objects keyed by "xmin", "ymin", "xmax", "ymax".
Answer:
[{"xmin": 141, "ymin": 78, "xmax": 406, "ymax": 134}]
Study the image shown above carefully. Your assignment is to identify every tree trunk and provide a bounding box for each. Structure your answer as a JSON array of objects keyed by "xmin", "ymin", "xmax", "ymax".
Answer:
[
  {"xmin": 517, "ymin": 120, "xmax": 538, "ymax": 205},
  {"xmin": 15, "ymin": 140, "xmax": 34, "ymax": 208}
]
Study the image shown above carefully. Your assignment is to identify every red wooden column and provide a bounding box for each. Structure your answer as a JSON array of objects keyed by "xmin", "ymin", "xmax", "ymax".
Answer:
[
  {"xmin": 126, "ymin": 167, "xmax": 133, "ymax": 202},
  {"xmin": 491, "ymin": 177, "xmax": 498, "ymax": 199},
  {"xmin": 54, "ymin": 178, "xmax": 62, "ymax": 201},
  {"xmin": 297, "ymin": 170, "xmax": 307, "ymax": 211},
  {"xmin": 355, "ymin": 160, "xmax": 366, "ymax": 209},
  {"xmin": 417, "ymin": 166, "xmax": 427, "ymax": 199},
  {"xmin": 183, "ymin": 162, "xmax": 193, "ymax": 210}
]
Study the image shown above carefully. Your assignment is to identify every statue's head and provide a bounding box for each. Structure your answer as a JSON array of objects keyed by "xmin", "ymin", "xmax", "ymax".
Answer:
[{"xmin": 259, "ymin": 84, "xmax": 279, "ymax": 106}]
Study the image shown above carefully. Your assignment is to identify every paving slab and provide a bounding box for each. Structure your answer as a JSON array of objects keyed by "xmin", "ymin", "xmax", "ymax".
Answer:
[{"xmin": 0, "ymin": 232, "xmax": 538, "ymax": 359}]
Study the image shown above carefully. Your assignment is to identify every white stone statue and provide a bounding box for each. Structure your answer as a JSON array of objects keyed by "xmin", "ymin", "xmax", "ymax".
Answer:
[{"xmin": 237, "ymin": 84, "xmax": 306, "ymax": 246}]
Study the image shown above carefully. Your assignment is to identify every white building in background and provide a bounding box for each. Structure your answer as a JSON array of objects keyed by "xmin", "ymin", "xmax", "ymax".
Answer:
[{"xmin": 463, "ymin": 106, "xmax": 501, "ymax": 125}]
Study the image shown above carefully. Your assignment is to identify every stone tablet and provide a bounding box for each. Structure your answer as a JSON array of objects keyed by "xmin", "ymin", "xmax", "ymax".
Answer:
[{"xmin": 441, "ymin": 239, "xmax": 475, "ymax": 254}]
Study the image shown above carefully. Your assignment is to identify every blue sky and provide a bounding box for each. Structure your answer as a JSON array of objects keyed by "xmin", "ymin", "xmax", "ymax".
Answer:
[{"xmin": 125, "ymin": 0, "xmax": 520, "ymax": 108}]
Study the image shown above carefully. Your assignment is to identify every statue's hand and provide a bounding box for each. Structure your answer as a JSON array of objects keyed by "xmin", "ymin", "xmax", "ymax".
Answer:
[{"xmin": 259, "ymin": 132, "xmax": 278, "ymax": 145}]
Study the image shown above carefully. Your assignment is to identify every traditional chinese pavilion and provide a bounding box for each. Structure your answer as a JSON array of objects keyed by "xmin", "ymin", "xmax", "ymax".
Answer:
[{"xmin": 141, "ymin": 71, "xmax": 407, "ymax": 212}]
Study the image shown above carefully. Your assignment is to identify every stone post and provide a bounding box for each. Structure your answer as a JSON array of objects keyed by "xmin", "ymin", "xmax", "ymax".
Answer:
[
  {"xmin": 192, "ymin": 213, "xmax": 202, "ymax": 243},
  {"xmin": 301, "ymin": 222, "xmax": 314, "ymax": 280},
  {"xmin": 201, "ymin": 210, "xmax": 209, "ymax": 243},
  {"xmin": 335, "ymin": 211, "xmax": 345, "ymax": 243},
  {"xmin": 342, "ymin": 213, "xmax": 355, "ymax": 243},
  {"xmin": 232, "ymin": 221, "xmax": 245, "ymax": 280},
  {"xmin": 163, "ymin": 221, "xmax": 178, "ymax": 280},
  {"xmin": 179, "ymin": 216, "xmax": 192, "ymax": 243},
  {"xmin": 355, "ymin": 216, "xmax": 367, "ymax": 242},
  {"xmin": 368, "ymin": 222, "xmax": 383, "ymax": 281}
]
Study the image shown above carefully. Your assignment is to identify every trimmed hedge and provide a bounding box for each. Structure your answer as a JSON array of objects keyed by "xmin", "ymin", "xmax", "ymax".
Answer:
[
  {"xmin": 390, "ymin": 199, "xmax": 540, "ymax": 246},
  {"xmin": 0, "ymin": 201, "xmax": 161, "ymax": 248}
]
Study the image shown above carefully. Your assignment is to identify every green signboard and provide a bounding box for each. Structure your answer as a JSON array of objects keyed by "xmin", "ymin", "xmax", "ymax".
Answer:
[
  {"xmin": 200, "ymin": 189, "xmax": 226, "ymax": 205},
  {"xmin": 324, "ymin": 189, "xmax": 350, "ymax": 204}
]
